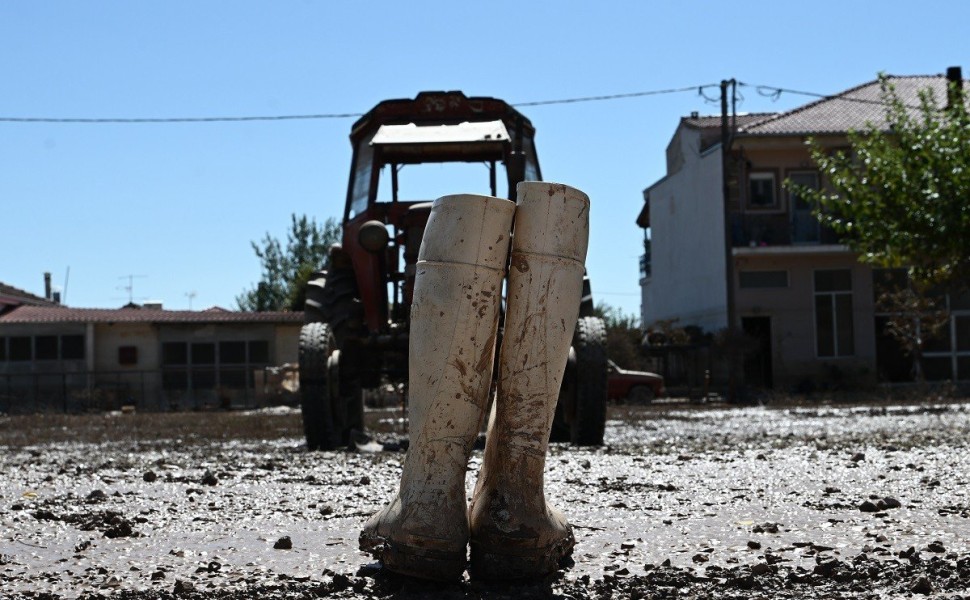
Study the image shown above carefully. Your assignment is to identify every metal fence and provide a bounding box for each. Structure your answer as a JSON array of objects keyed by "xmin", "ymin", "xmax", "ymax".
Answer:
[{"xmin": 0, "ymin": 368, "xmax": 297, "ymax": 414}]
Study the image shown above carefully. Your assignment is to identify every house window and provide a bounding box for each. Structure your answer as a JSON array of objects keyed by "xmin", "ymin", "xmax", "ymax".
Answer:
[
  {"xmin": 0, "ymin": 337, "xmax": 5, "ymax": 361},
  {"xmin": 957, "ymin": 316, "xmax": 970, "ymax": 352},
  {"xmin": 921, "ymin": 304, "xmax": 970, "ymax": 382},
  {"xmin": 118, "ymin": 346, "xmax": 138, "ymax": 366},
  {"xmin": 219, "ymin": 341, "xmax": 246, "ymax": 364},
  {"xmin": 162, "ymin": 338, "xmax": 273, "ymax": 392},
  {"xmin": 249, "ymin": 341, "xmax": 270, "ymax": 364},
  {"xmin": 219, "ymin": 341, "xmax": 247, "ymax": 389},
  {"xmin": 61, "ymin": 335, "xmax": 85, "ymax": 360},
  {"xmin": 35, "ymin": 336, "xmax": 58, "ymax": 360},
  {"xmin": 814, "ymin": 269, "xmax": 854, "ymax": 357},
  {"xmin": 162, "ymin": 342, "xmax": 188, "ymax": 365},
  {"xmin": 9, "ymin": 336, "xmax": 31, "ymax": 361},
  {"xmin": 191, "ymin": 343, "xmax": 216, "ymax": 365},
  {"xmin": 748, "ymin": 172, "xmax": 777, "ymax": 209},
  {"xmin": 739, "ymin": 270, "xmax": 788, "ymax": 289}
]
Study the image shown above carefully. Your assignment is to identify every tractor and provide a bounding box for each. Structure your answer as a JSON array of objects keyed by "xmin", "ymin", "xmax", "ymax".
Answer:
[{"xmin": 299, "ymin": 91, "xmax": 608, "ymax": 450}]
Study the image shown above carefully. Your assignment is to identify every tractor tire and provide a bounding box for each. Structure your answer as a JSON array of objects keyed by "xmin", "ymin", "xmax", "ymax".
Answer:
[
  {"xmin": 310, "ymin": 268, "xmax": 362, "ymax": 346},
  {"xmin": 301, "ymin": 268, "xmax": 368, "ymax": 446},
  {"xmin": 549, "ymin": 347, "xmax": 576, "ymax": 443},
  {"xmin": 570, "ymin": 316, "xmax": 608, "ymax": 446},
  {"xmin": 303, "ymin": 270, "xmax": 329, "ymax": 323},
  {"xmin": 327, "ymin": 349, "xmax": 365, "ymax": 448},
  {"xmin": 299, "ymin": 322, "xmax": 335, "ymax": 450}
]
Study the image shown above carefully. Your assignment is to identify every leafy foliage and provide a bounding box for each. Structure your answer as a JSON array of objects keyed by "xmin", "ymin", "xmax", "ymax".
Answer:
[
  {"xmin": 594, "ymin": 303, "xmax": 651, "ymax": 370},
  {"xmin": 788, "ymin": 76, "xmax": 970, "ymax": 290},
  {"xmin": 237, "ymin": 214, "xmax": 340, "ymax": 312}
]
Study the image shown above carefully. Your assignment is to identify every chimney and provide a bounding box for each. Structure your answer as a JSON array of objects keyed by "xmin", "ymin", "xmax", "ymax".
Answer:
[
  {"xmin": 946, "ymin": 66, "xmax": 963, "ymax": 111},
  {"xmin": 44, "ymin": 272, "xmax": 52, "ymax": 300}
]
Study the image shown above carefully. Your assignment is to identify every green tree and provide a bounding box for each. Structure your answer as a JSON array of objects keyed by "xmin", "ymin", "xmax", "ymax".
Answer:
[
  {"xmin": 788, "ymin": 76, "xmax": 968, "ymax": 378},
  {"xmin": 595, "ymin": 303, "xmax": 651, "ymax": 370},
  {"xmin": 788, "ymin": 75, "xmax": 970, "ymax": 290},
  {"xmin": 237, "ymin": 214, "xmax": 341, "ymax": 312}
]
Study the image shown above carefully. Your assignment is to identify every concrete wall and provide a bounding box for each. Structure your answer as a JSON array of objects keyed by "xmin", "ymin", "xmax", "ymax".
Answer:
[
  {"xmin": 274, "ymin": 324, "xmax": 300, "ymax": 364},
  {"xmin": 642, "ymin": 127, "xmax": 727, "ymax": 332},
  {"xmin": 94, "ymin": 323, "xmax": 158, "ymax": 371},
  {"xmin": 734, "ymin": 251, "xmax": 876, "ymax": 388}
]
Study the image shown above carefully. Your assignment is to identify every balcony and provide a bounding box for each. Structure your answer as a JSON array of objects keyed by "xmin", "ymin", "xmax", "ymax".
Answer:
[{"xmin": 730, "ymin": 212, "xmax": 839, "ymax": 248}]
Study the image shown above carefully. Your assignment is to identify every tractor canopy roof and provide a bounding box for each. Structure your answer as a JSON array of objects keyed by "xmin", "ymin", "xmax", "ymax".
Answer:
[{"xmin": 350, "ymin": 91, "xmax": 535, "ymax": 142}]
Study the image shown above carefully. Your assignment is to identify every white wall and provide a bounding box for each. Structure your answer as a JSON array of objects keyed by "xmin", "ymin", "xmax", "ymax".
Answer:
[{"xmin": 642, "ymin": 127, "xmax": 727, "ymax": 333}]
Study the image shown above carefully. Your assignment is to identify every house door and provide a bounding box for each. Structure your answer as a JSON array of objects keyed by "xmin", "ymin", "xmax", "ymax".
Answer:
[
  {"xmin": 742, "ymin": 316, "xmax": 773, "ymax": 389},
  {"xmin": 789, "ymin": 172, "xmax": 820, "ymax": 244}
]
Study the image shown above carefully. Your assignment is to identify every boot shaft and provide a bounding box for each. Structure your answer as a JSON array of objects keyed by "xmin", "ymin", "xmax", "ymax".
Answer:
[
  {"xmin": 494, "ymin": 182, "xmax": 590, "ymax": 454},
  {"xmin": 404, "ymin": 194, "xmax": 515, "ymax": 482}
]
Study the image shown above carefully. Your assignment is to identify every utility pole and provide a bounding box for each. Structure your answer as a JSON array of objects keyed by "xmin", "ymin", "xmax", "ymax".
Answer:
[{"xmin": 720, "ymin": 79, "xmax": 739, "ymax": 403}]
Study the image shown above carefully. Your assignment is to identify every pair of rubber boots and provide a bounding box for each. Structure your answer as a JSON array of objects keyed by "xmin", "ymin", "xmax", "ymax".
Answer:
[{"xmin": 359, "ymin": 181, "xmax": 590, "ymax": 581}]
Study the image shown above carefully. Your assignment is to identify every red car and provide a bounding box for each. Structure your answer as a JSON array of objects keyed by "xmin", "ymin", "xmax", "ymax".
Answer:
[{"xmin": 607, "ymin": 360, "xmax": 664, "ymax": 404}]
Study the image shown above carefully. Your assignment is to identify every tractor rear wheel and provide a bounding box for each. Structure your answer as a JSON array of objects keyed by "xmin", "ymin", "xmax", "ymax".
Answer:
[
  {"xmin": 300, "ymin": 268, "xmax": 366, "ymax": 450},
  {"xmin": 549, "ymin": 316, "xmax": 608, "ymax": 446},
  {"xmin": 569, "ymin": 316, "xmax": 608, "ymax": 446}
]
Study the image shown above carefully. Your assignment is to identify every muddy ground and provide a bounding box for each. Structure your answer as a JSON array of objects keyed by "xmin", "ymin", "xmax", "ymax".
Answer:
[{"xmin": 2, "ymin": 397, "xmax": 969, "ymax": 599}]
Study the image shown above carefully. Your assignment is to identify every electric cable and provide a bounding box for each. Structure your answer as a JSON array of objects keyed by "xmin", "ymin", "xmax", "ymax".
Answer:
[
  {"xmin": 739, "ymin": 82, "xmax": 924, "ymax": 111},
  {"xmin": 0, "ymin": 80, "xmax": 940, "ymax": 124},
  {"xmin": 0, "ymin": 84, "xmax": 719, "ymax": 124}
]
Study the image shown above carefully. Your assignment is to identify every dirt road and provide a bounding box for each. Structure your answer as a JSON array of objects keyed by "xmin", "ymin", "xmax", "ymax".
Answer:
[{"xmin": 2, "ymin": 399, "xmax": 969, "ymax": 599}]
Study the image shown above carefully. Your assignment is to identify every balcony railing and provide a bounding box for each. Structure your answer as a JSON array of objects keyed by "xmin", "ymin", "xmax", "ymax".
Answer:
[{"xmin": 730, "ymin": 213, "xmax": 839, "ymax": 247}]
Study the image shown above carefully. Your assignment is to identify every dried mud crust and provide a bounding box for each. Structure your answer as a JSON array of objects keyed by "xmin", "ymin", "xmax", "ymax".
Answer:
[
  {"xmin": 4, "ymin": 556, "xmax": 969, "ymax": 599},
  {"xmin": 2, "ymin": 401, "xmax": 970, "ymax": 599}
]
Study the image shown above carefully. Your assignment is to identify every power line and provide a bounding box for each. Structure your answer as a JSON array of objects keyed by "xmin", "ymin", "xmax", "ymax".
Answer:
[
  {"xmin": 0, "ymin": 81, "xmax": 932, "ymax": 124},
  {"xmin": 0, "ymin": 84, "xmax": 719, "ymax": 124},
  {"xmin": 0, "ymin": 112, "xmax": 365, "ymax": 124},
  {"xmin": 738, "ymin": 81, "xmax": 924, "ymax": 110},
  {"xmin": 513, "ymin": 84, "xmax": 718, "ymax": 107}
]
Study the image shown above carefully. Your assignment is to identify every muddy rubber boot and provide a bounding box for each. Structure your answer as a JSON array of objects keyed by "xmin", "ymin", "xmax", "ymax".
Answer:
[
  {"xmin": 469, "ymin": 182, "xmax": 590, "ymax": 580},
  {"xmin": 359, "ymin": 194, "xmax": 515, "ymax": 581}
]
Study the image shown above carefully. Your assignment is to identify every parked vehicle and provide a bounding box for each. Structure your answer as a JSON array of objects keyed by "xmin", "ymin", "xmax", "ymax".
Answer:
[
  {"xmin": 299, "ymin": 91, "xmax": 609, "ymax": 450},
  {"xmin": 607, "ymin": 359, "xmax": 664, "ymax": 404}
]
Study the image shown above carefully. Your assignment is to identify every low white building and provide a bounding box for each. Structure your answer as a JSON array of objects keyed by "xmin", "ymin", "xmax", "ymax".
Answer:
[{"xmin": 0, "ymin": 302, "xmax": 301, "ymax": 412}]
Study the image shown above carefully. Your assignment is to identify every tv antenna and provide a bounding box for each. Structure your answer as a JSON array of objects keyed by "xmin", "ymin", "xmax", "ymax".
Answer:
[
  {"xmin": 185, "ymin": 291, "xmax": 197, "ymax": 310},
  {"xmin": 117, "ymin": 274, "xmax": 147, "ymax": 304}
]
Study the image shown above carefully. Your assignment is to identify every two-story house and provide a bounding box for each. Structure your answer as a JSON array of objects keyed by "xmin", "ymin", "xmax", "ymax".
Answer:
[{"xmin": 639, "ymin": 70, "xmax": 968, "ymax": 390}]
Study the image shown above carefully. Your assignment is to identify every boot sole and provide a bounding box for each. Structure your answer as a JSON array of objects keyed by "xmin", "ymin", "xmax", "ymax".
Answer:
[
  {"xmin": 468, "ymin": 532, "xmax": 575, "ymax": 580},
  {"xmin": 360, "ymin": 533, "xmax": 467, "ymax": 581}
]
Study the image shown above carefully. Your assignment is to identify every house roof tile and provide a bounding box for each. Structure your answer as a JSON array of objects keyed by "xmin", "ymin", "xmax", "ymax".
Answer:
[
  {"xmin": 738, "ymin": 75, "xmax": 966, "ymax": 136},
  {"xmin": 0, "ymin": 305, "xmax": 303, "ymax": 325},
  {"xmin": 683, "ymin": 113, "xmax": 776, "ymax": 130},
  {"xmin": 0, "ymin": 282, "xmax": 56, "ymax": 306}
]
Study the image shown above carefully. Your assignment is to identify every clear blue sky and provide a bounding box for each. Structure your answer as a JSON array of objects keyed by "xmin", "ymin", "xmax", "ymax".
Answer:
[{"xmin": 2, "ymin": 1, "xmax": 966, "ymax": 320}]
